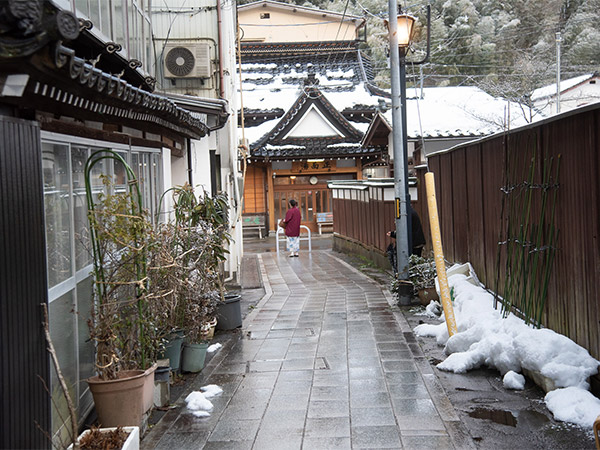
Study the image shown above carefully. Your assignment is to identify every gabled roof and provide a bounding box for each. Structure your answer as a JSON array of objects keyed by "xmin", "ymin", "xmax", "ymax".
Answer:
[
  {"xmin": 238, "ymin": 1, "xmax": 363, "ymax": 22},
  {"xmin": 362, "ymin": 86, "xmax": 532, "ymax": 144},
  {"xmin": 250, "ymin": 85, "xmax": 377, "ymax": 160},
  {"xmin": 239, "ymin": 44, "xmax": 385, "ymax": 128},
  {"xmin": 532, "ymin": 73, "xmax": 598, "ymax": 101}
]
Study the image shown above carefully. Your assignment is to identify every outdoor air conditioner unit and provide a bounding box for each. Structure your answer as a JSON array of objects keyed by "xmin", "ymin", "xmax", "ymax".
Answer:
[{"xmin": 163, "ymin": 42, "xmax": 211, "ymax": 78}]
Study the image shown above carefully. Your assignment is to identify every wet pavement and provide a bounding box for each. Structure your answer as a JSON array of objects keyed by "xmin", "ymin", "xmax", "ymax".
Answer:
[{"xmin": 142, "ymin": 235, "xmax": 596, "ymax": 449}]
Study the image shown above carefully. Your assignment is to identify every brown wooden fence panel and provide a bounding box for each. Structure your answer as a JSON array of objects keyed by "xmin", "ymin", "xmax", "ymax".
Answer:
[
  {"xmin": 438, "ymin": 153, "xmax": 456, "ymax": 263},
  {"xmin": 464, "ymin": 144, "xmax": 485, "ymax": 269},
  {"xmin": 451, "ymin": 148, "xmax": 469, "ymax": 262},
  {"xmin": 422, "ymin": 105, "xmax": 600, "ymax": 360}
]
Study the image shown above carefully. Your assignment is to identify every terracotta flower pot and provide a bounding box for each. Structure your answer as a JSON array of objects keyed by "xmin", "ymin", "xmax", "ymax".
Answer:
[
  {"xmin": 142, "ymin": 363, "xmax": 157, "ymax": 414},
  {"xmin": 87, "ymin": 370, "xmax": 145, "ymax": 428}
]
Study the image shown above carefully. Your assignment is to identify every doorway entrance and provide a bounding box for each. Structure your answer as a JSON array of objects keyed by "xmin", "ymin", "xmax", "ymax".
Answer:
[{"xmin": 274, "ymin": 186, "xmax": 331, "ymax": 232}]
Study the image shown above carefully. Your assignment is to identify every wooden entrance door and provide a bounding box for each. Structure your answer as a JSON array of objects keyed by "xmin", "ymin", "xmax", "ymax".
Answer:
[{"xmin": 273, "ymin": 185, "xmax": 331, "ymax": 232}]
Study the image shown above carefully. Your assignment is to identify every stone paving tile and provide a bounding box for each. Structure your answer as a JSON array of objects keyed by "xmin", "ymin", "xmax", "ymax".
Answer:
[
  {"xmin": 304, "ymin": 417, "xmax": 351, "ymax": 438},
  {"xmin": 202, "ymin": 440, "xmax": 253, "ymax": 450},
  {"xmin": 350, "ymin": 407, "xmax": 397, "ymax": 427},
  {"xmin": 310, "ymin": 385, "xmax": 349, "ymax": 401},
  {"xmin": 402, "ymin": 435, "xmax": 454, "ymax": 450},
  {"xmin": 382, "ymin": 360, "xmax": 418, "ymax": 372},
  {"xmin": 388, "ymin": 382, "xmax": 431, "ymax": 400},
  {"xmin": 206, "ymin": 418, "xmax": 260, "ymax": 442},
  {"xmin": 307, "ymin": 399, "xmax": 350, "ymax": 418},
  {"xmin": 302, "ymin": 437, "xmax": 352, "ymax": 449},
  {"xmin": 153, "ymin": 431, "xmax": 209, "ymax": 449},
  {"xmin": 351, "ymin": 425, "xmax": 402, "ymax": 449},
  {"xmin": 248, "ymin": 360, "xmax": 282, "ymax": 373}
]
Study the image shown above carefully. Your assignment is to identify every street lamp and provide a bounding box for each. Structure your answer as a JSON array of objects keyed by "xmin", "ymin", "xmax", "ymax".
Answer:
[{"xmin": 386, "ymin": 3, "xmax": 429, "ymax": 304}]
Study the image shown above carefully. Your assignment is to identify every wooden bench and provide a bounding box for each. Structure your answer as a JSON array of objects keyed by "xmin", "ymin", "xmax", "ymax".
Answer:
[
  {"xmin": 242, "ymin": 214, "xmax": 266, "ymax": 239},
  {"xmin": 316, "ymin": 212, "xmax": 333, "ymax": 235}
]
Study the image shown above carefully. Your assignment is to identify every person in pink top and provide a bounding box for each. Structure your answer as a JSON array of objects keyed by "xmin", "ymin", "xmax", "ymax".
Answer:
[{"xmin": 280, "ymin": 199, "xmax": 302, "ymax": 257}]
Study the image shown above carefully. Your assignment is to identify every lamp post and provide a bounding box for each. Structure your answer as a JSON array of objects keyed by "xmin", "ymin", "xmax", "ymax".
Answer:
[{"xmin": 386, "ymin": 3, "xmax": 429, "ymax": 304}]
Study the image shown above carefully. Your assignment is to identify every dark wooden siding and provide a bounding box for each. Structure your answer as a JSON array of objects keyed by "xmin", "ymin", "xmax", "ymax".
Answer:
[
  {"xmin": 0, "ymin": 116, "xmax": 50, "ymax": 449},
  {"xmin": 421, "ymin": 105, "xmax": 600, "ymax": 361}
]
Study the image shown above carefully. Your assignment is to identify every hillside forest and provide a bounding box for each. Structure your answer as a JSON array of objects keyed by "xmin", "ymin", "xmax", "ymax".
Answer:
[{"xmin": 238, "ymin": 0, "xmax": 600, "ymax": 105}]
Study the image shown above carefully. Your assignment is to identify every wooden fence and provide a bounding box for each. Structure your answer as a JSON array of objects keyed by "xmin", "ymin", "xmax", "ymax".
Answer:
[
  {"xmin": 332, "ymin": 104, "xmax": 600, "ymax": 364},
  {"xmin": 421, "ymin": 104, "xmax": 600, "ymax": 362}
]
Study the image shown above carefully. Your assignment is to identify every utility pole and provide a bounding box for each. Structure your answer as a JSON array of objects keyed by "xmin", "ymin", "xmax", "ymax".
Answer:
[
  {"xmin": 387, "ymin": 0, "xmax": 411, "ymax": 304},
  {"xmin": 556, "ymin": 31, "xmax": 562, "ymax": 114}
]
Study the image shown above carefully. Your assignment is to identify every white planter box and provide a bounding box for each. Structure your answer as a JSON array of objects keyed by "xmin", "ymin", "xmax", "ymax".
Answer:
[{"xmin": 68, "ymin": 426, "xmax": 139, "ymax": 450}]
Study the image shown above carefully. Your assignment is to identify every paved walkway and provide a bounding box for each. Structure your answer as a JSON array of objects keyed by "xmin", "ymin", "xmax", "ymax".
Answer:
[{"xmin": 143, "ymin": 250, "xmax": 471, "ymax": 449}]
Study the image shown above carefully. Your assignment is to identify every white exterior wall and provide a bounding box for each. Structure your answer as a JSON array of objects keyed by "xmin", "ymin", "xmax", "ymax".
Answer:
[
  {"xmin": 154, "ymin": 0, "xmax": 242, "ymax": 280},
  {"xmin": 534, "ymin": 77, "xmax": 600, "ymax": 116}
]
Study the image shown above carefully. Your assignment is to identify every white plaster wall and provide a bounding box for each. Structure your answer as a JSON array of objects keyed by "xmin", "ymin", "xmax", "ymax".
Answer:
[{"xmin": 191, "ymin": 138, "xmax": 212, "ymax": 194}]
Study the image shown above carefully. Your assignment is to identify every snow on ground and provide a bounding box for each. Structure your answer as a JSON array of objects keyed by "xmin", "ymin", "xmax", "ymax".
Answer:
[
  {"xmin": 185, "ymin": 384, "xmax": 223, "ymax": 418},
  {"xmin": 503, "ymin": 370, "xmax": 525, "ymax": 390},
  {"xmin": 207, "ymin": 343, "xmax": 222, "ymax": 353},
  {"xmin": 414, "ymin": 266, "xmax": 600, "ymax": 428}
]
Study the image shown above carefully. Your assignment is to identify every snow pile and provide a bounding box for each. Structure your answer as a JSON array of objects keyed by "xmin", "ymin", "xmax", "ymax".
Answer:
[
  {"xmin": 207, "ymin": 343, "xmax": 222, "ymax": 353},
  {"xmin": 545, "ymin": 387, "xmax": 600, "ymax": 428},
  {"xmin": 185, "ymin": 384, "xmax": 222, "ymax": 418},
  {"xmin": 414, "ymin": 267, "xmax": 600, "ymax": 427},
  {"xmin": 503, "ymin": 371, "xmax": 525, "ymax": 390}
]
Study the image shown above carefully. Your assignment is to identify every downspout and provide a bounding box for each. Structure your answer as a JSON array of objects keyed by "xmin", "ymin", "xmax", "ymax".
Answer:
[
  {"xmin": 216, "ymin": 0, "xmax": 225, "ymax": 99},
  {"xmin": 186, "ymin": 138, "xmax": 193, "ymax": 186}
]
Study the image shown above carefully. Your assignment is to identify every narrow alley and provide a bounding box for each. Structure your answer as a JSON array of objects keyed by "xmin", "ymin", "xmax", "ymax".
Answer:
[{"xmin": 142, "ymin": 245, "xmax": 471, "ymax": 449}]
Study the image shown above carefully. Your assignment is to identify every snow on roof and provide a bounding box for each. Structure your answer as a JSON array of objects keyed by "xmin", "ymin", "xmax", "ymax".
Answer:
[
  {"xmin": 382, "ymin": 86, "xmax": 528, "ymax": 139},
  {"xmin": 532, "ymin": 74, "xmax": 594, "ymax": 101}
]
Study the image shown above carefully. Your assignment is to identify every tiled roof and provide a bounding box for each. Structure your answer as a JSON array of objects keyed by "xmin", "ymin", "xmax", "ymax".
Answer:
[{"xmin": 239, "ymin": 42, "xmax": 388, "ymax": 158}]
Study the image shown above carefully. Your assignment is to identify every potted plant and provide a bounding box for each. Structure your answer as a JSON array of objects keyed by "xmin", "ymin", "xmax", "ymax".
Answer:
[
  {"xmin": 408, "ymin": 255, "xmax": 439, "ymax": 306},
  {"xmin": 68, "ymin": 426, "xmax": 139, "ymax": 450},
  {"xmin": 151, "ymin": 185, "xmax": 226, "ymax": 372},
  {"xmin": 84, "ymin": 151, "xmax": 160, "ymax": 427}
]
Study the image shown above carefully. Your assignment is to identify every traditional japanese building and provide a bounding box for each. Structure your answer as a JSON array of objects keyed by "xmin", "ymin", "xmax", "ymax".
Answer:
[{"xmin": 238, "ymin": 0, "xmax": 389, "ymax": 234}]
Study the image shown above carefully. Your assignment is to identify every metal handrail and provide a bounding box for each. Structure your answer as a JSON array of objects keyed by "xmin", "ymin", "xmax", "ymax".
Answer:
[{"xmin": 276, "ymin": 225, "xmax": 312, "ymax": 255}]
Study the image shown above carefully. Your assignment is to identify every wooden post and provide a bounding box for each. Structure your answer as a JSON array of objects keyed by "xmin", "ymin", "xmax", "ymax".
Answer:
[{"xmin": 425, "ymin": 172, "xmax": 458, "ymax": 336}]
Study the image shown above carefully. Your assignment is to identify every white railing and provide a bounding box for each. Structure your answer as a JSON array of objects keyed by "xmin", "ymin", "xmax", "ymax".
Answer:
[{"xmin": 276, "ymin": 225, "xmax": 312, "ymax": 255}]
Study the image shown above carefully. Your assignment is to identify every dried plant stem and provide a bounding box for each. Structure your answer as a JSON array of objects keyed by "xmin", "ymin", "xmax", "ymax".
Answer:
[{"xmin": 41, "ymin": 303, "xmax": 79, "ymax": 450}]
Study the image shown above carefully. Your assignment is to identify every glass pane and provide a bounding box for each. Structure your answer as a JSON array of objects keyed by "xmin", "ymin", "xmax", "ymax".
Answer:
[
  {"xmin": 113, "ymin": 0, "xmax": 125, "ymax": 45},
  {"xmin": 75, "ymin": 0, "xmax": 88, "ymax": 16},
  {"xmin": 274, "ymin": 192, "xmax": 280, "ymax": 220},
  {"xmin": 128, "ymin": 1, "xmax": 135, "ymax": 59},
  {"xmin": 49, "ymin": 291, "xmax": 77, "ymax": 436},
  {"xmin": 152, "ymin": 153, "xmax": 162, "ymax": 219},
  {"xmin": 100, "ymin": 0, "xmax": 111, "ymax": 38},
  {"xmin": 323, "ymin": 190, "xmax": 329, "ymax": 211},
  {"xmin": 71, "ymin": 147, "xmax": 91, "ymax": 271},
  {"xmin": 114, "ymin": 151, "xmax": 128, "ymax": 194},
  {"xmin": 315, "ymin": 191, "xmax": 321, "ymax": 213},
  {"xmin": 77, "ymin": 278, "xmax": 95, "ymax": 384},
  {"xmin": 43, "ymin": 142, "xmax": 72, "ymax": 287},
  {"xmin": 307, "ymin": 192, "xmax": 313, "ymax": 221},
  {"xmin": 89, "ymin": 0, "xmax": 100, "ymax": 29},
  {"xmin": 144, "ymin": 19, "xmax": 152, "ymax": 73}
]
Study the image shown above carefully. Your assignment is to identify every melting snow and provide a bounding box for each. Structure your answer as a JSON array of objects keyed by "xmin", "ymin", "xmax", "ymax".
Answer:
[
  {"xmin": 207, "ymin": 343, "xmax": 222, "ymax": 353},
  {"xmin": 503, "ymin": 370, "xmax": 525, "ymax": 390},
  {"xmin": 414, "ymin": 266, "xmax": 600, "ymax": 428},
  {"xmin": 185, "ymin": 384, "xmax": 223, "ymax": 417}
]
